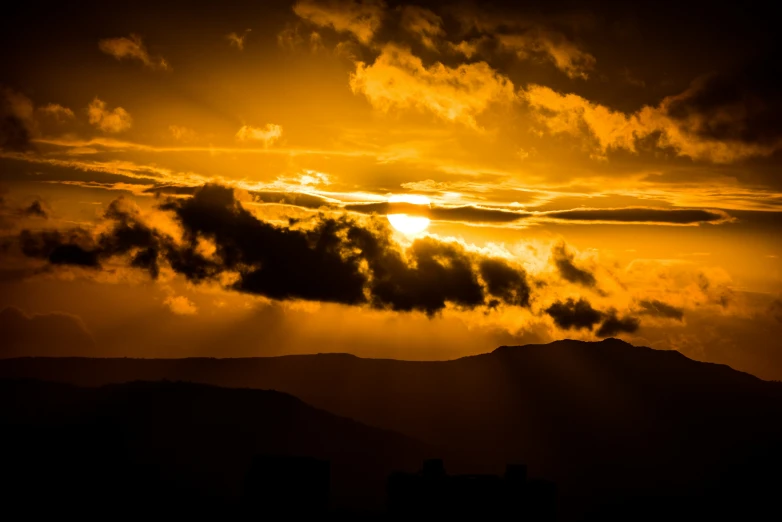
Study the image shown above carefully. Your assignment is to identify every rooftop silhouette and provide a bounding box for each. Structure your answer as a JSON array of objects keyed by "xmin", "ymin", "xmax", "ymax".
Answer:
[{"xmin": 388, "ymin": 459, "xmax": 556, "ymax": 520}]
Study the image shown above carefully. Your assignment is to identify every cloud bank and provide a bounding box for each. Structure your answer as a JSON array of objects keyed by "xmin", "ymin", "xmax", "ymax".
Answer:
[{"xmin": 17, "ymin": 184, "xmax": 534, "ymax": 316}]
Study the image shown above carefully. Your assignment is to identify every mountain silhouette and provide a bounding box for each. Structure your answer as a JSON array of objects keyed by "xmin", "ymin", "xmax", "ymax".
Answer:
[
  {"xmin": 2, "ymin": 338, "xmax": 782, "ymax": 519},
  {"xmin": 0, "ymin": 379, "xmax": 436, "ymax": 517}
]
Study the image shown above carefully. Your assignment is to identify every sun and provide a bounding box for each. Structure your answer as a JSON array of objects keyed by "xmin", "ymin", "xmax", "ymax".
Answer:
[{"xmin": 387, "ymin": 194, "xmax": 431, "ymax": 235}]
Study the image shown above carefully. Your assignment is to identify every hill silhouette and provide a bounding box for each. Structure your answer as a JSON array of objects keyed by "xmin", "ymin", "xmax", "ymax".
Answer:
[
  {"xmin": 0, "ymin": 379, "xmax": 437, "ymax": 517},
  {"xmin": 2, "ymin": 338, "xmax": 782, "ymax": 519}
]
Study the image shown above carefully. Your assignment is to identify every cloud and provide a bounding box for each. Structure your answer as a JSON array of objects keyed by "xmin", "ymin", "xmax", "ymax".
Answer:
[
  {"xmin": 1, "ymin": 91, "xmax": 73, "ymax": 152},
  {"xmin": 545, "ymin": 298, "xmax": 640, "ymax": 338},
  {"xmin": 169, "ymin": 125, "xmax": 197, "ymax": 142},
  {"xmin": 637, "ymin": 299, "xmax": 684, "ymax": 321},
  {"xmin": 98, "ymin": 34, "xmax": 170, "ymax": 70},
  {"xmin": 1, "ymin": 87, "xmax": 34, "ymax": 151},
  {"xmin": 479, "ymin": 258, "xmax": 531, "ymax": 307},
  {"xmin": 345, "ymin": 202, "xmax": 523, "ymax": 224},
  {"xmin": 496, "ymin": 30, "xmax": 596, "ymax": 79},
  {"xmin": 144, "ymin": 185, "xmax": 336, "ymax": 210},
  {"xmin": 19, "ymin": 197, "xmax": 169, "ymax": 277},
  {"xmin": 771, "ymin": 299, "xmax": 782, "ymax": 324},
  {"xmin": 595, "ymin": 310, "xmax": 640, "ymax": 337},
  {"xmin": 164, "ymin": 295, "xmax": 198, "ymax": 315},
  {"xmin": 347, "ymin": 201, "xmax": 730, "ymax": 226},
  {"xmin": 625, "ymin": 260, "xmax": 735, "ymax": 311},
  {"xmin": 545, "ymin": 298, "xmax": 602, "ymax": 330},
  {"xmin": 350, "ymin": 44, "xmax": 517, "ymax": 128},
  {"xmin": 22, "ymin": 200, "xmax": 49, "ymax": 219},
  {"xmin": 235, "ymin": 124, "xmax": 283, "ymax": 145},
  {"xmin": 37, "ymin": 103, "xmax": 75, "ymax": 121},
  {"xmin": 542, "ymin": 207, "xmax": 730, "ymax": 225},
  {"xmin": 277, "ymin": 23, "xmax": 327, "ymax": 52},
  {"xmin": 0, "ymin": 195, "xmax": 50, "ymax": 230},
  {"xmin": 87, "ymin": 98, "xmax": 132, "ymax": 133},
  {"xmin": 17, "ymin": 184, "xmax": 533, "ymax": 316},
  {"xmin": 20, "ymin": 228, "xmax": 101, "ymax": 267},
  {"xmin": 524, "ymin": 79, "xmax": 782, "ymax": 162},
  {"xmin": 400, "ymin": 6, "xmax": 444, "ymax": 51},
  {"xmin": 226, "ymin": 29, "xmax": 251, "ymax": 50},
  {"xmin": 444, "ymin": 4, "xmax": 596, "ymax": 79},
  {"xmin": 551, "ymin": 243, "xmax": 597, "ymax": 288},
  {"xmin": 429, "ymin": 206, "xmax": 522, "ymax": 223},
  {"xmin": 293, "ymin": 0, "xmax": 385, "ymax": 44},
  {"xmin": 0, "ymin": 307, "xmax": 96, "ymax": 357},
  {"xmin": 664, "ymin": 57, "xmax": 782, "ymax": 150}
]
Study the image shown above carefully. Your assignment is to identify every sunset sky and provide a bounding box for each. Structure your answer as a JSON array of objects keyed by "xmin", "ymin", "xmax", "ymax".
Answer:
[{"xmin": 2, "ymin": 0, "xmax": 782, "ymax": 379}]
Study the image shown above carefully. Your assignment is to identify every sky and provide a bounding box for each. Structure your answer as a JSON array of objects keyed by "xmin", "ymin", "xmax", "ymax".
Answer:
[{"xmin": 2, "ymin": 0, "xmax": 782, "ymax": 379}]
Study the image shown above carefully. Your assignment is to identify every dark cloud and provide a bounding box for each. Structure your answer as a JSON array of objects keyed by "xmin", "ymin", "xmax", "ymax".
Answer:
[
  {"xmin": 545, "ymin": 298, "xmax": 641, "ymax": 337},
  {"xmin": 22, "ymin": 200, "xmax": 49, "ymax": 219},
  {"xmin": 542, "ymin": 208, "xmax": 729, "ymax": 225},
  {"xmin": 0, "ymin": 194, "xmax": 50, "ymax": 229},
  {"xmin": 770, "ymin": 299, "xmax": 782, "ymax": 324},
  {"xmin": 347, "ymin": 202, "xmax": 731, "ymax": 226},
  {"xmin": 479, "ymin": 258, "xmax": 531, "ymax": 307},
  {"xmin": 144, "ymin": 185, "xmax": 198, "ymax": 196},
  {"xmin": 430, "ymin": 206, "xmax": 523, "ymax": 223},
  {"xmin": 665, "ymin": 56, "xmax": 782, "ymax": 148},
  {"xmin": 551, "ymin": 243, "xmax": 597, "ymax": 287},
  {"xmin": 19, "ymin": 184, "xmax": 533, "ymax": 316},
  {"xmin": 638, "ymin": 299, "xmax": 684, "ymax": 321},
  {"xmin": 545, "ymin": 298, "xmax": 603, "ymax": 330},
  {"xmin": 346, "ymin": 202, "xmax": 523, "ymax": 223},
  {"xmin": 20, "ymin": 229, "xmax": 100, "ymax": 267},
  {"xmin": 596, "ymin": 310, "xmax": 640, "ymax": 337},
  {"xmin": 99, "ymin": 198, "xmax": 171, "ymax": 278},
  {"xmin": 0, "ymin": 90, "xmax": 33, "ymax": 152},
  {"xmin": 160, "ymin": 185, "xmax": 368, "ymax": 305},
  {"xmin": 146, "ymin": 185, "xmax": 336, "ymax": 210},
  {"xmin": 19, "ymin": 198, "xmax": 169, "ymax": 275},
  {"xmin": 0, "ymin": 306, "xmax": 96, "ymax": 357},
  {"xmin": 0, "ymin": 114, "xmax": 31, "ymax": 151},
  {"xmin": 251, "ymin": 191, "xmax": 336, "ymax": 210},
  {"xmin": 361, "ymin": 233, "xmax": 487, "ymax": 314},
  {"xmin": 345, "ymin": 201, "xmax": 418, "ymax": 215}
]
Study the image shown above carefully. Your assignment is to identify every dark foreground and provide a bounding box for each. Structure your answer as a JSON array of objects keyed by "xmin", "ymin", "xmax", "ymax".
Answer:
[{"xmin": 2, "ymin": 339, "xmax": 782, "ymax": 519}]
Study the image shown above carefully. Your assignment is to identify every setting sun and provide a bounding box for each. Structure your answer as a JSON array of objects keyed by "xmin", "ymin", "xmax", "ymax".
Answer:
[{"xmin": 387, "ymin": 194, "xmax": 431, "ymax": 235}]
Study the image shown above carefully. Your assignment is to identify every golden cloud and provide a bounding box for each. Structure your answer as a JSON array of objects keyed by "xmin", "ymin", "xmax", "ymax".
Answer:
[
  {"xmin": 164, "ymin": 295, "xmax": 198, "ymax": 315},
  {"xmin": 497, "ymin": 30, "xmax": 596, "ymax": 79},
  {"xmin": 37, "ymin": 103, "xmax": 75, "ymax": 121},
  {"xmin": 293, "ymin": 0, "xmax": 385, "ymax": 45},
  {"xmin": 87, "ymin": 98, "xmax": 133, "ymax": 133},
  {"xmin": 235, "ymin": 124, "xmax": 283, "ymax": 146},
  {"xmin": 350, "ymin": 44, "xmax": 517, "ymax": 128},
  {"xmin": 226, "ymin": 29, "xmax": 251, "ymax": 51},
  {"xmin": 400, "ymin": 6, "xmax": 444, "ymax": 51},
  {"xmin": 524, "ymin": 84, "xmax": 778, "ymax": 162},
  {"xmin": 169, "ymin": 125, "xmax": 198, "ymax": 142},
  {"xmin": 98, "ymin": 34, "xmax": 170, "ymax": 70}
]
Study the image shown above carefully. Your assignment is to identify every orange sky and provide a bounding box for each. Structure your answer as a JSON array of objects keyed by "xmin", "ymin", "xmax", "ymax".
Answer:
[{"xmin": 2, "ymin": 0, "xmax": 782, "ymax": 380}]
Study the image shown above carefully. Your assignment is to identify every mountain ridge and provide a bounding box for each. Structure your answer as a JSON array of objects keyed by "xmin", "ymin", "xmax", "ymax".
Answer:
[{"xmin": 2, "ymin": 337, "xmax": 773, "ymax": 382}]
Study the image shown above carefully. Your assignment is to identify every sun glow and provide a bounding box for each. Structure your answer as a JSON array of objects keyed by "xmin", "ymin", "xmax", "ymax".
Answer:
[{"xmin": 387, "ymin": 194, "xmax": 431, "ymax": 235}]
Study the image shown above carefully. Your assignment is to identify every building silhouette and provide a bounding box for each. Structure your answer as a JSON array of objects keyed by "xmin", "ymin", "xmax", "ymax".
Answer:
[{"xmin": 387, "ymin": 459, "xmax": 556, "ymax": 520}]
